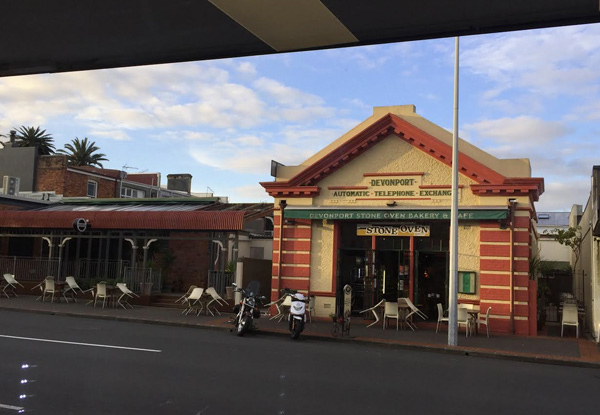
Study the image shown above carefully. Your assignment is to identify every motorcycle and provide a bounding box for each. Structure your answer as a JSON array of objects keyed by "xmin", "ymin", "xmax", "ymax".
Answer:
[
  {"xmin": 288, "ymin": 293, "xmax": 307, "ymax": 340},
  {"xmin": 231, "ymin": 281, "xmax": 264, "ymax": 337}
]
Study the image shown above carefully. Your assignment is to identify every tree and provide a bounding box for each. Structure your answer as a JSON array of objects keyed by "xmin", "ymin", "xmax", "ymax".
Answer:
[
  {"xmin": 14, "ymin": 126, "xmax": 55, "ymax": 155},
  {"xmin": 549, "ymin": 226, "xmax": 583, "ymax": 271},
  {"xmin": 57, "ymin": 137, "xmax": 108, "ymax": 168}
]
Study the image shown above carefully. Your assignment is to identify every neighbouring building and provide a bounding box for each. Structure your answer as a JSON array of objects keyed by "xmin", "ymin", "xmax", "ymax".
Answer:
[{"xmin": 262, "ymin": 105, "xmax": 544, "ymax": 336}]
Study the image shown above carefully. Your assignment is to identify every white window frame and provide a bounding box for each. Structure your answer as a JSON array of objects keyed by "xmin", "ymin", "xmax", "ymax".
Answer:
[{"xmin": 87, "ymin": 180, "xmax": 98, "ymax": 198}]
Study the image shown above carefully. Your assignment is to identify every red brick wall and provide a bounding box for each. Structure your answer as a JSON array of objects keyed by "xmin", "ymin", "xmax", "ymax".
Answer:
[{"xmin": 169, "ymin": 232, "xmax": 210, "ymax": 289}]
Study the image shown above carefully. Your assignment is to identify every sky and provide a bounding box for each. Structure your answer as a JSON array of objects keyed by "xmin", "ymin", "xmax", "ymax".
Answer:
[{"xmin": 1, "ymin": 23, "xmax": 599, "ymax": 211}]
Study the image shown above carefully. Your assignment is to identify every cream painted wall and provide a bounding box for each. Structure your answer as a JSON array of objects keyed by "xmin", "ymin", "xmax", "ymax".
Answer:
[
  {"xmin": 313, "ymin": 135, "xmax": 481, "ymax": 208},
  {"xmin": 457, "ymin": 223, "xmax": 481, "ymax": 301},
  {"xmin": 309, "ymin": 221, "xmax": 334, "ymax": 293}
]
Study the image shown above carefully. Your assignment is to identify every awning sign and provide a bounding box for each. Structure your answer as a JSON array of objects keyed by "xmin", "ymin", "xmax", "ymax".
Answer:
[{"xmin": 357, "ymin": 224, "xmax": 430, "ymax": 237}]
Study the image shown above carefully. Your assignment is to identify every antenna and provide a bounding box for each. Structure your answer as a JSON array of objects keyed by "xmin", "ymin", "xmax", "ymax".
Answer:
[
  {"xmin": 207, "ymin": 186, "xmax": 214, "ymax": 195},
  {"xmin": 122, "ymin": 165, "xmax": 138, "ymax": 171}
]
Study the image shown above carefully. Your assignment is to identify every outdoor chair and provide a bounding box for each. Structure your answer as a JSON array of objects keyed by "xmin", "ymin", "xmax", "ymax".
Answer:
[
  {"xmin": 94, "ymin": 281, "xmax": 110, "ymax": 308},
  {"xmin": 2, "ymin": 273, "xmax": 24, "ymax": 298},
  {"xmin": 477, "ymin": 306, "xmax": 492, "ymax": 337},
  {"xmin": 116, "ymin": 283, "xmax": 139, "ymax": 309},
  {"xmin": 175, "ymin": 285, "xmax": 197, "ymax": 304},
  {"xmin": 561, "ymin": 304, "xmax": 579, "ymax": 338},
  {"xmin": 265, "ymin": 295, "xmax": 286, "ymax": 320},
  {"xmin": 42, "ymin": 276, "xmax": 58, "ymax": 303},
  {"xmin": 383, "ymin": 301, "xmax": 400, "ymax": 330},
  {"xmin": 307, "ymin": 295, "xmax": 316, "ymax": 322},
  {"xmin": 404, "ymin": 297, "xmax": 428, "ymax": 320},
  {"xmin": 359, "ymin": 299, "xmax": 385, "ymax": 328},
  {"xmin": 183, "ymin": 287, "xmax": 205, "ymax": 316},
  {"xmin": 399, "ymin": 297, "xmax": 426, "ymax": 330},
  {"xmin": 436, "ymin": 303, "xmax": 449, "ymax": 333},
  {"xmin": 276, "ymin": 295, "xmax": 293, "ymax": 322},
  {"xmin": 457, "ymin": 306, "xmax": 471, "ymax": 337},
  {"xmin": 205, "ymin": 286, "xmax": 226, "ymax": 316},
  {"xmin": 62, "ymin": 276, "xmax": 93, "ymax": 303}
]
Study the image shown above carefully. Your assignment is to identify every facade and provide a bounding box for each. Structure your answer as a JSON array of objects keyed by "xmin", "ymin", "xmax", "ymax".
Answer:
[
  {"xmin": 262, "ymin": 105, "xmax": 544, "ymax": 335},
  {"xmin": 537, "ymin": 212, "xmax": 571, "ymax": 264},
  {"xmin": 570, "ymin": 166, "xmax": 600, "ymax": 341}
]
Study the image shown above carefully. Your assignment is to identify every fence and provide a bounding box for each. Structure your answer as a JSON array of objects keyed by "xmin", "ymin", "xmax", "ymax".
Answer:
[
  {"xmin": 123, "ymin": 267, "xmax": 162, "ymax": 294},
  {"xmin": 207, "ymin": 271, "xmax": 234, "ymax": 296}
]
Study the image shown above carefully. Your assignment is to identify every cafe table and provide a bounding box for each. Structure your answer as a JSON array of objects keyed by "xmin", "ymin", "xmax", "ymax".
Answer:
[{"xmin": 460, "ymin": 304, "xmax": 480, "ymax": 335}]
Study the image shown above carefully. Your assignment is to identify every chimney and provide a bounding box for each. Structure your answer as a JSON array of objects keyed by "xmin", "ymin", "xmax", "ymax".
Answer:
[
  {"xmin": 9, "ymin": 130, "xmax": 17, "ymax": 147},
  {"xmin": 167, "ymin": 174, "xmax": 192, "ymax": 194}
]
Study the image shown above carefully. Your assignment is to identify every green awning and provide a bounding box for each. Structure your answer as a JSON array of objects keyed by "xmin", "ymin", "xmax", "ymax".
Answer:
[{"xmin": 284, "ymin": 208, "xmax": 507, "ymax": 221}]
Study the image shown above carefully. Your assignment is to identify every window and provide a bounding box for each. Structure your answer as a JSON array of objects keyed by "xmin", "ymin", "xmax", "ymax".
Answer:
[
  {"xmin": 121, "ymin": 187, "xmax": 146, "ymax": 199},
  {"xmin": 87, "ymin": 180, "xmax": 97, "ymax": 198}
]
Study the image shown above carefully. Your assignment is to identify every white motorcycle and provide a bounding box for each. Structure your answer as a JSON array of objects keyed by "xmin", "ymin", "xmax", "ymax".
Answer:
[{"xmin": 288, "ymin": 293, "xmax": 307, "ymax": 340}]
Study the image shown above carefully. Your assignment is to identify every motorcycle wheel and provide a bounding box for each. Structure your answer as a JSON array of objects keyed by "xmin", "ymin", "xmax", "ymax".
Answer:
[
  {"xmin": 291, "ymin": 319, "xmax": 302, "ymax": 340},
  {"xmin": 237, "ymin": 315, "xmax": 251, "ymax": 337}
]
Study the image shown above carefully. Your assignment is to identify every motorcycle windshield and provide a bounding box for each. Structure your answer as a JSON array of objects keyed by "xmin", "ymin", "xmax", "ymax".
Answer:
[{"xmin": 245, "ymin": 280, "xmax": 261, "ymax": 297}]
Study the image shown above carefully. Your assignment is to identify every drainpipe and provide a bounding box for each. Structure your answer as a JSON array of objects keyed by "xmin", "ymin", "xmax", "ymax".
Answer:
[
  {"xmin": 57, "ymin": 237, "xmax": 72, "ymax": 281},
  {"xmin": 509, "ymin": 198, "xmax": 517, "ymax": 334},
  {"xmin": 277, "ymin": 200, "xmax": 287, "ymax": 299}
]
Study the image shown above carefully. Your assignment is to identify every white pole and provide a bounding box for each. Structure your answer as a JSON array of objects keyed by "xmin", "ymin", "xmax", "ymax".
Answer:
[{"xmin": 448, "ymin": 36, "xmax": 460, "ymax": 346}]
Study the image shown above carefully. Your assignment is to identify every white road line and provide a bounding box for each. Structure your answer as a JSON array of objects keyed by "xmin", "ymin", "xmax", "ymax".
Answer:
[
  {"xmin": 0, "ymin": 335, "xmax": 161, "ymax": 353},
  {"xmin": 0, "ymin": 403, "xmax": 24, "ymax": 411}
]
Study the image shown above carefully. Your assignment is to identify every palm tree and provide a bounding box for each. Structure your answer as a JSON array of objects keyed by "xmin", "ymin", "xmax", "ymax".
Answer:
[
  {"xmin": 15, "ymin": 126, "xmax": 56, "ymax": 155},
  {"xmin": 57, "ymin": 137, "xmax": 109, "ymax": 168}
]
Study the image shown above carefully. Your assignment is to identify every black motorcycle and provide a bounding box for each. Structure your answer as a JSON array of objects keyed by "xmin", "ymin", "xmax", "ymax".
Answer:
[{"xmin": 231, "ymin": 281, "xmax": 264, "ymax": 337}]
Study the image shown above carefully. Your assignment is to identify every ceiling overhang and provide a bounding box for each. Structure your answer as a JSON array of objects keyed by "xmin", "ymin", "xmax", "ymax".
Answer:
[{"xmin": 2, "ymin": 1, "xmax": 600, "ymax": 77}]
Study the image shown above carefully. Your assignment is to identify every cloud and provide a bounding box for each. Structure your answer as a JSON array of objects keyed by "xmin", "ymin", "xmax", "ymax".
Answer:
[
  {"xmin": 537, "ymin": 179, "xmax": 591, "ymax": 212},
  {"xmin": 88, "ymin": 130, "xmax": 132, "ymax": 141}
]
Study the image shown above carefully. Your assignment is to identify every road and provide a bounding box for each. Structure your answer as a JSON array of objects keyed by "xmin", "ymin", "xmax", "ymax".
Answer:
[{"xmin": 0, "ymin": 311, "xmax": 598, "ymax": 415}]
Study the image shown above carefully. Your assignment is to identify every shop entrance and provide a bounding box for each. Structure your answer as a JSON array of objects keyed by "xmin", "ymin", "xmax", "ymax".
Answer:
[{"xmin": 415, "ymin": 251, "xmax": 448, "ymax": 320}]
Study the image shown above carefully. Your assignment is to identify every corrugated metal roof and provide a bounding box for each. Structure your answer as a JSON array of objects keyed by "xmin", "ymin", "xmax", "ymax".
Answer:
[
  {"xmin": 42, "ymin": 204, "xmax": 206, "ymax": 212},
  {"xmin": 0, "ymin": 210, "xmax": 246, "ymax": 231}
]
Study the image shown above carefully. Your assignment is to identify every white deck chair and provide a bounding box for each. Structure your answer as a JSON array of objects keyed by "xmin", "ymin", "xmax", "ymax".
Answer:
[
  {"xmin": 359, "ymin": 299, "xmax": 385, "ymax": 328},
  {"xmin": 383, "ymin": 301, "xmax": 400, "ymax": 330},
  {"xmin": 276, "ymin": 295, "xmax": 293, "ymax": 322},
  {"xmin": 42, "ymin": 277, "xmax": 58, "ymax": 302},
  {"xmin": 436, "ymin": 303, "xmax": 449, "ymax": 333},
  {"xmin": 205, "ymin": 287, "xmax": 226, "ymax": 316},
  {"xmin": 94, "ymin": 281, "xmax": 110, "ymax": 308},
  {"xmin": 175, "ymin": 285, "xmax": 197, "ymax": 304},
  {"xmin": 62, "ymin": 276, "xmax": 93, "ymax": 303},
  {"xmin": 477, "ymin": 306, "xmax": 492, "ymax": 337},
  {"xmin": 403, "ymin": 297, "xmax": 428, "ymax": 320},
  {"xmin": 265, "ymin": 295, "xmax": 286, "ymax": 320},
  {"xmin": 397, "ymin": 298, "xmax": 418, "ymax": 331},
  {"xmin": 561, "ymin": 304, "xmax": 579, "ymax": 338},
  {"xmin": 3, "ymin": 273, "xmax": 24, "ymax": 298},
  {"xmin": 116, "ymin": 283, "xmax": 139, "ymax": 309},
  {"xmin": 183, "ymin": 287, "xmax": 205, "ymax": 315}
]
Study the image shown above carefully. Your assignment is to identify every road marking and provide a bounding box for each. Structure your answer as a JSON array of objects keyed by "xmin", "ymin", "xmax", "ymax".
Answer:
[
  {"xmin": 0, "ymin": 335, "xmax": 161, "ymax": 353},
  {"xmin": 0, "ymin": 403, "xmax": 24, "ymax": 411}
]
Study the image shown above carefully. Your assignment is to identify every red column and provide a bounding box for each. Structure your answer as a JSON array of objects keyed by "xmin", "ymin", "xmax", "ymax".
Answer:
[{"xmin": 409, "ymin": 236, "xmax": 414, "ymax": 301}]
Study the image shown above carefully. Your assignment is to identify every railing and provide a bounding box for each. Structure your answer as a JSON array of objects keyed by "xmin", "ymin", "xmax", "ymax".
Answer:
[
  {"xmin": 0, "ymin": 256, "xmax": 130, "ymax": 283},
  {"xmin": 207, "ymin": 271, "xmax": 234, "ymax": 296},
  {"xmin": 123, "ymin": 267, "xmax": 162, "ymax": 294}
]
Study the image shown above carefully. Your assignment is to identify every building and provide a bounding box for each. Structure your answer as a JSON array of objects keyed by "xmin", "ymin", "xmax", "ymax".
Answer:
[
  {"xmin": 262, "ymin": 105, "xmax": 544, "ymax": 335},
  {"xmin": 568, "ymin": 166, "xmax": 600, "ymax": 341}
]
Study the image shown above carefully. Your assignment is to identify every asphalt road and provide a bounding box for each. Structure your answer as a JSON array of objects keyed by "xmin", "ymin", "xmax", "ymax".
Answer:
[{"xmin": 0, "ymin": 311, "xmax": 598, "ymax": 415}]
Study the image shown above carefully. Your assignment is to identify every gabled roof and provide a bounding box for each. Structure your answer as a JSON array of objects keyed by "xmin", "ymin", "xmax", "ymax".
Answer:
[{"xmin": 262, "ymin": 113, "xmax": 545, "ymax": 198}]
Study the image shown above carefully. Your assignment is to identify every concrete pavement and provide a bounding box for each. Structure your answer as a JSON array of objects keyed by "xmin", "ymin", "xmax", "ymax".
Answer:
[{"xmin": 1, "ymin": 294, "xmax": 598, "ymax": 368}]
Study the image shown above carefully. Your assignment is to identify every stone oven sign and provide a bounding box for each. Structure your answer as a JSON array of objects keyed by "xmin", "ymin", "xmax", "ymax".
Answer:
[
  {"xmin": 357, "ymin": 224, "xmax": 430, "ymax": 237},
  {"xmin": 72, "ymin": 218, "xmax": 89, "ymax": 232}
]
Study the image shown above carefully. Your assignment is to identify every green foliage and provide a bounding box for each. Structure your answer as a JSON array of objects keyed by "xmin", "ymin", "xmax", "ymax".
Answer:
[
  {"xmin": 57, "ymin": 137, "xmax": 108, "ymax": 167},
  {"xmin": 549, "ymin": 226, "xmax": 583, "ymax": 270},
  {"xmin": 15, "ymin": 126, "xmax": 55, "ymax": 155},
  {"xmin": 225, "ymin": 260, "xmax": 236, "ymax": 273}
]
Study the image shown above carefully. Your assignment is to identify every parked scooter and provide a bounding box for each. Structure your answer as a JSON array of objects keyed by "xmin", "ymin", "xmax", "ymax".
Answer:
[
  {"xmin": 289, "ymin": 293, "xmax": 307, "ymax": 340},
  {"xmin": 231, "ymin": 281, "xmax": 264, "ymax": 337}
]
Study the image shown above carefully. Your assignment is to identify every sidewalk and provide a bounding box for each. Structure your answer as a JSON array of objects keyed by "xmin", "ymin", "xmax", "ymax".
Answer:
[{"xmin": 1, "ymin": 295, "xmax": 599, "ymax": 368}]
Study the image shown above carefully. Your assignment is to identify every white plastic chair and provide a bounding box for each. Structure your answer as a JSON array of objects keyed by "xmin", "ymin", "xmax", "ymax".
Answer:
[
  {"xmin": 175, "ymin": 285, "xmax": 197, "ymax": 304},
  {"xmin": 477, "ymin": 306, "xmax": 492, "ymax": 337},
  {"xmin": 205, "ymin": 287, "xmax": 226, "ymax": 316},
  {"xmin": 306, "ymin": 295, "xmax": 316, "ymax": 322},
  {"xmin": 62, "ymin": 276, "xmax": 93, "ymax": 303},
  {"xmin": 183, "ymin": 287, "xmax": 205, "ymax": 316},
  {"xmin": 457, "ymin": 306, "xmax": 471, "ymax": 337},
  {"xmin": 403, "ymin": 297, "xmax": 428, "ymax": 320},
  {"xmin": 383, "ymin": 301, "xmax": 400, "ymax": 330},
  {"xmin": 436, "ymin": 303, "xmax": 449, "ymax": 333},
  {"xmin": 3, "ymin": 273, "xmax": 24, "ymax": 298},
  {"xmin": 561, "ymin": 304, "xmax": 579, "ymax": 338},
  {"xmin": 266, "ymin": 295, "xmax": 286, "ymax": 320},
  {"xmin": 359, "ymin": 299, "xmax": 385, "ymax": 328},
  {"xmin": 276, "ymin": 295, "xmax": 293, "ymax": 322},
  {"xmin": 94, "ymin": 281, "xmax": 110, "ymax": 308},
  {"xmin": 42, "ymin": 277, "xmax": 58, "ymax": 303},
  {"xmin": 116, "ymin": 283, "xmax": 139, "ymax": 309}
]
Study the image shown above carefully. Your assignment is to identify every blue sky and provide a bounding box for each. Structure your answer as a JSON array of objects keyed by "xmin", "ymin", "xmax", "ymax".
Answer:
[{"xmin": 1, "ymin": 23, "xmax": 599, "ymax": 211}]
